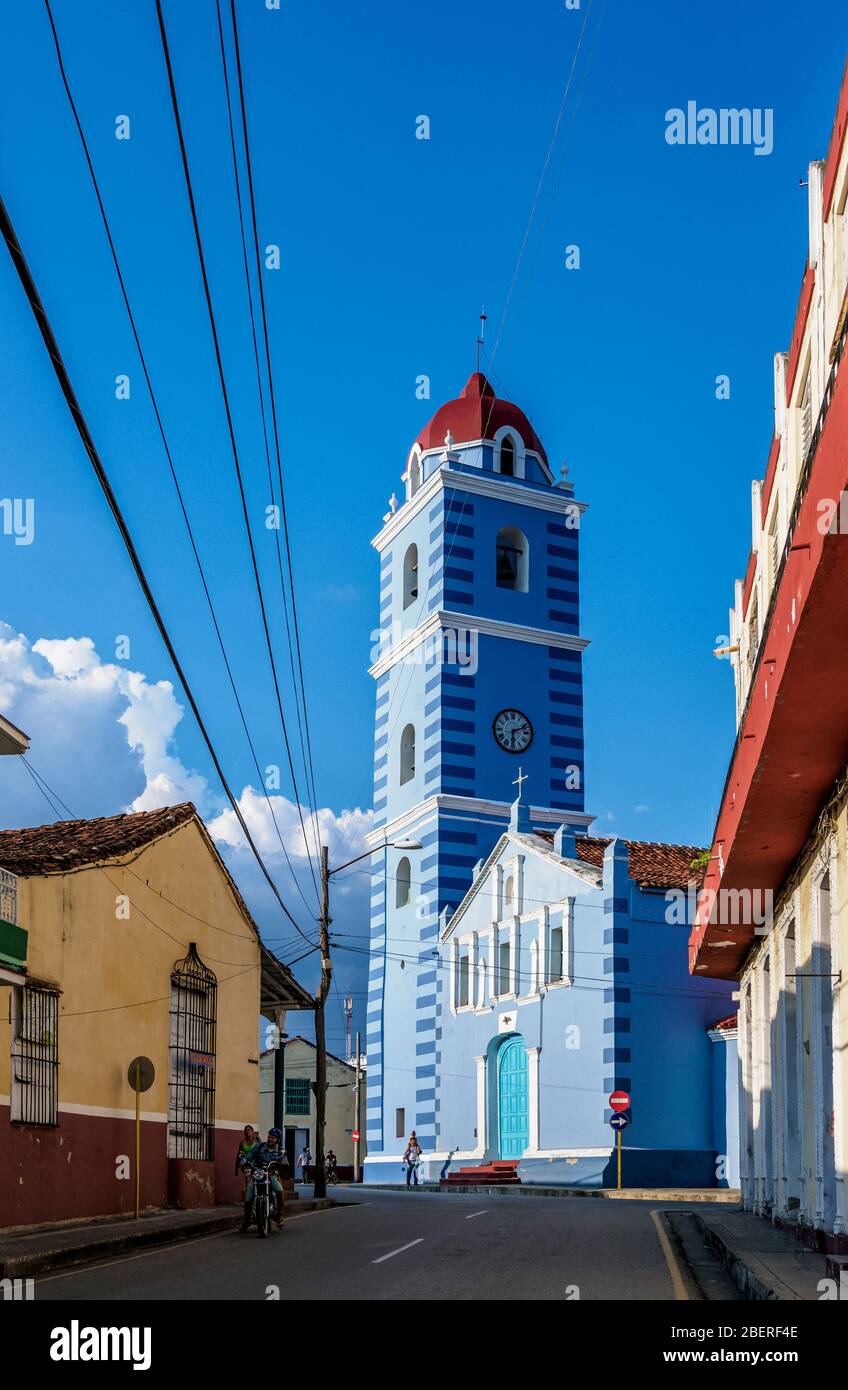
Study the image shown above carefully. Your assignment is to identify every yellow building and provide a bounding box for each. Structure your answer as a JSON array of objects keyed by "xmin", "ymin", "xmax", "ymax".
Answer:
[{"xmin": 0, "ymin": 802, "xmax": 312, "ymax": 1226}]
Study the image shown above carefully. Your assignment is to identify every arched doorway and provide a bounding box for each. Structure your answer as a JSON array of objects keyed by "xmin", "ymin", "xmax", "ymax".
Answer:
[{"xmin": 497, "ymin": 1035, "xmax": 528, "ymax": 1159}]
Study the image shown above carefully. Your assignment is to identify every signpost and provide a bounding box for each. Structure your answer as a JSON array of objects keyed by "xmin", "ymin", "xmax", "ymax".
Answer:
[
  {"xmin": 128, "ymin": 1056, "xmax": 155, "ymax": 1219},
  {"xmin": 608, "ymin": 1091, "xmax": 631, "ymax": 1190}
]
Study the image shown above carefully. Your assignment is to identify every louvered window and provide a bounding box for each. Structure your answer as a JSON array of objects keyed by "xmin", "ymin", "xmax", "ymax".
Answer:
[
  {"xmin": 800, "ymin": 375, "xmax": 812, "ymax": 462},
  {"xmin": 748, "ymin": 595, "xmax": 759, "ymax": 673}
]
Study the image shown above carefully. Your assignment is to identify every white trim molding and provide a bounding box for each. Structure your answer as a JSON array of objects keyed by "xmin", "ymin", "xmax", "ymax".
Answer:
[
  {"xmin": 366, "ymin": 795, "xmax": 594, "ymax": 848},
  {"xmin": 372, "ymin": 463, "xmax": 585, "ymax": 552},
  {"xmin": 369, "ymin": 608, "xmax": 589, "ymax": 679}
]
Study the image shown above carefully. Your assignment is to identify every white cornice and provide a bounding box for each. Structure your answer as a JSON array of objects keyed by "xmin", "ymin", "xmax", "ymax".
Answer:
[
  {"xmin": 708, "ymin": 1026, "xmax": 739, "ymax": 1042},
  {"xmin": 372, "ymin": 464, "xmax": 587, "ymax": 553},
  {"xmin": 365, "ymin": 794, "xmax": 594, "ymax": 847},
  {"xmin": 369, "ymin": 610, "xmax": 589, "ymax": 678},
  {"xmin": 417, "ymin": 436, "xmax": 554, "ymax": 485},
  {"xmin": 441, "ymin": 832, "xmax": 600, "ymax": 942}
]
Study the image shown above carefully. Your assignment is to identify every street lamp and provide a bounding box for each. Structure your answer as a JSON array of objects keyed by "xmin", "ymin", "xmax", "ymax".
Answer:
[{"xmin": 312, "ymin": 836, "xmax": 422, "ymax": 1199}]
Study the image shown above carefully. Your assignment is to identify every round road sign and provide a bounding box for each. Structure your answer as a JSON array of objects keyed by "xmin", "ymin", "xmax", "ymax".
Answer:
[
  {"xmin": 609, "ymin": 1089, "xmax": 631, "ymax": 1113},
  {"xmin": 127, "ymin": 1056, "xmax": 155, "ymax": 1094}
]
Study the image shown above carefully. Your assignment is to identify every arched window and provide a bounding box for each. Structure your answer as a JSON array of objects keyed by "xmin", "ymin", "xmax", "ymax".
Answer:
[
  {"xmin": 499, "ymin": 435, "xmax": 516, "ymax": 476},
  {"xmin": 504, "ymin": 875, "xmax": 514, "ymax": 913},
  {"xmin": 396, "ymin": 857, "xmax": 411, "ymax": 908},
  {"xmin": 408, "ymin": 454, "xmax": 421, "ymax": 497},
  {"xmin": 400, "ymin": 723, "xmax": 416, "ymax": 784},
  {"xmin": 496, "ymin": 526, "xmax": 529, "ymax": 592},
  {"xmin": 403, "ymin": 543, "xmax": 419, "ymax": 610}
]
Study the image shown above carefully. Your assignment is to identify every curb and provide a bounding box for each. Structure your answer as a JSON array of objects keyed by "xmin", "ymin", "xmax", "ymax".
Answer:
[
  {"xmin": 364, "ymin": 1182, "xmax": 741, "ymax": 1202},
  {"xmin": 691, "ymin": 1211, "xmax": 803, "ymax": 1301},
  {"xmin": 0, "ymin": 1198, "xmax": 335, "ymax": 1279}
]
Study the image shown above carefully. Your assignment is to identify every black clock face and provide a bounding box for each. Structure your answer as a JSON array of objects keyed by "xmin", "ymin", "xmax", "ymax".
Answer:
[{"xmin": 493, "ymin": 708, "xmax": 533, "ymax": 754}]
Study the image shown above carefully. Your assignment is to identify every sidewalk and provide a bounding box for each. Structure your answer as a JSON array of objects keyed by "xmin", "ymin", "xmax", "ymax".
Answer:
[
  {"xmin": 366, "ymin": 1182, "xmax": 742, "ymax": 1202},
  {"xmin": 0, "ymin": 1197, "xmax": 334, "ymax": 1279},
  {"xmin": 691, "ymin": 1207, "xmax": 836, "ymax": 1300}
]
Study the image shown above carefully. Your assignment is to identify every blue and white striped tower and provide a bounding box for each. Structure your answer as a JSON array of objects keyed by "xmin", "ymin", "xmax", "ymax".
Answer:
[{"xmin": 363, "ymin": 373, "xmax": 592, "ymax": 1179}]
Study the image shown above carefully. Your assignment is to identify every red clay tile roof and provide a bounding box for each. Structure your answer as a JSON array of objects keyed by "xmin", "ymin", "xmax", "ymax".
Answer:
[
  {"xmin": 0, "ymin": 802, "xmax": 196, "ymax": 875},
  {"xmin": 538, "ymin": 832, "xmax": 704, "ymax": 890},
  {"xmin": 708, "ymin": 1013, "xmax": 739, "ymax": 1033}
]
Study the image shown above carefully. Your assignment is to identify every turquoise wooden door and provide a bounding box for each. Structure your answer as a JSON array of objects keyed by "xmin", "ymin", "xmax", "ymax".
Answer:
[{"xmin": 498, "ymin": 1036, "xmax": 529, "ymax": 1159}]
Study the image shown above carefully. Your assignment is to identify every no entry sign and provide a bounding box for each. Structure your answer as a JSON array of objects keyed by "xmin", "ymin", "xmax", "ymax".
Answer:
[{"xmin": 609, "ymin": 1089, "xmax": 630, "ymax": 1113}]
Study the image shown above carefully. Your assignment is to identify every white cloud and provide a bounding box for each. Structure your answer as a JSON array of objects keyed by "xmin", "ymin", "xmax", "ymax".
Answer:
[
  {"xmin": 0, "ymin": 622, "xmax": 375, "ymax": 1022},
  {"xmin": 0, "ymin": 620, "xmax": 373, "ymax": 925},
  {"xmin": 207, "ymin": 789, "xmax": 372, "ymax": 865}
]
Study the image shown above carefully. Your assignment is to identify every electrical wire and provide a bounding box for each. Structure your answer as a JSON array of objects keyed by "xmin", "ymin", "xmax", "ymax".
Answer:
[
  {"xmin": 42, "ymin": 0, "xmax": 319, "ymax": 924},
  {"xmin": 154, "ymin": 0, "xmax": 321, "ymax": 905},
  {"xmin": 0, "ymin": 189, "xmax": 314, "ymax": 945}
]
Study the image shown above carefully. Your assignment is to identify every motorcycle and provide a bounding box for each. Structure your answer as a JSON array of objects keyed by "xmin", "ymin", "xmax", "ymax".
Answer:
[{"xmin": 245, "ymin": 1163, "xmax": 280, "ymax": 1237}]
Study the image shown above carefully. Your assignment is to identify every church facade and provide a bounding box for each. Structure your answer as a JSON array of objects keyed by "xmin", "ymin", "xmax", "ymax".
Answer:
[{"xmin": 363, "ymin": 373, "xmax": 737, "ymax": 1187}]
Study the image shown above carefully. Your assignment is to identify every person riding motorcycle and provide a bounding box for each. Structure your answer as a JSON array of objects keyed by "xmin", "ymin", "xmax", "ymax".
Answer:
[{"xmin": 240, "ymin": 1127, "xmax": 286, "ymax": 1231}]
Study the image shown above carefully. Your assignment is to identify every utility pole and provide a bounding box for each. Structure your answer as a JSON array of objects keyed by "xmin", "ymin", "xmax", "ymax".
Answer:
[
  {"xmin": 313, "ymin": 843, "xmax": 332, "ymax": 1200},
  {"xmin": 312, "ymin": 835, "xmax": 420, "ymax": 1198},
  {"xmin": 353, "ymin": 1030, "xmax": 362, "ymax": 1183}
]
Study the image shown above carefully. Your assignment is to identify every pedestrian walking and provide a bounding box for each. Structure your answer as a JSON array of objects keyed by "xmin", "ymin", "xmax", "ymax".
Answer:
[
  {"xmin": 403, "ymin": 1131, "xmax": 422, "ymax": 1187},
  {"xmin": 296, "ymin": 1145, "xmax": 312, "ymax": 1185}
]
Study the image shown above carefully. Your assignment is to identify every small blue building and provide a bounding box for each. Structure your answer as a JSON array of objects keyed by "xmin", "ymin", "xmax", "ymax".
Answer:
[{"xmin": 363, "ymin": 372, "xmax": 737, "ymax": 1187}]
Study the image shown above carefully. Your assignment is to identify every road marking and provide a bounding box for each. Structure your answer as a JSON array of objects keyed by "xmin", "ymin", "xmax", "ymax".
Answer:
[
  {"xmin": 465, "ymin": 1210, "xmax": 489, "ymax": 1219},
  {"xmin": 372, "ymin": 1237, "xmax": 424, "ymax": 1264},
  {"xmin": 650, "ymin": 1209, "xmax": 690, "ymax": 1301}
]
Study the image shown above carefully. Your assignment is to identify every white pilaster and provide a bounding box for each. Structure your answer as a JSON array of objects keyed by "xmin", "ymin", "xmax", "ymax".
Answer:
[
  {"xmin": 526, "ymin": 1045, "xmax": 542, "ymax": 1152},
  {"xmin": 474, "ymin": 1054, "xmax": 487, "ymax": 1156}
]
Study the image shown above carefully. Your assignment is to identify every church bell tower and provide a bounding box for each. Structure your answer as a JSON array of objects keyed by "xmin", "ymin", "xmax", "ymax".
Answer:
[{"xmin": 364, "ymin": 372, "xmax": 591, "ymax": 1170}]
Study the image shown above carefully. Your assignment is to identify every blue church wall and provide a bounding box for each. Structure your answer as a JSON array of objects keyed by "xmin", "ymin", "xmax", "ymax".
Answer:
[
  {"xmin": 372, "ymin": 831, "xmax": 737, "ymax": 1189},
  {"xmin": 710, "ymin": 1029, "xmax": 741, "ymax": 1188}
]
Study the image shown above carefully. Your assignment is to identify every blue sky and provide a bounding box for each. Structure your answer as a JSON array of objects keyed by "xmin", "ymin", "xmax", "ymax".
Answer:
[{"xmin": 0, "ymin": 0, "xmax": 846, "ymax": 1044}]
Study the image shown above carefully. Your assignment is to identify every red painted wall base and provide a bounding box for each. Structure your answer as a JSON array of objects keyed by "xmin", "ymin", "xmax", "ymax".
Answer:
[{"xmin": 0, "ymin": 1103, "xmax": 243, "ymax": 1228}]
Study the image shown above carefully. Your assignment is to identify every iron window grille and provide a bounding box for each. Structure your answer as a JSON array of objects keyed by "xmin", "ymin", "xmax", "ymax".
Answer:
[
  {"xmin": 285, "ymin": 1076, "xmax": 311, "ymax": 1116},
  {"xmin": 168, "ymin": 943, "xmax": 217, "ymax": 1161},
  {"xmin": 0, "ymin": 866, "xmax": 18, "ymax": 925},
  {"xmin": 11, "ymin": 985, "xmax": 59, "ymax": 1126}
]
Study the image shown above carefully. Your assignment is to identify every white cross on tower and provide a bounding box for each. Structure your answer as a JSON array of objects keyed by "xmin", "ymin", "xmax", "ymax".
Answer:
[{"xmin": 513, "ymin": 766, "xmax": 528, "ymax": 801}]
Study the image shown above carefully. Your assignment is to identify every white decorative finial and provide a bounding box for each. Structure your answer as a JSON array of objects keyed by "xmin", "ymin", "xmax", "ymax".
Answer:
[
  {"xmin": 388, "ymin": 492, "xmax": 399, "ymax": 514},
  {"xmin": 440, "ymin": 429, "xmax": 459, "ymax": 463},
  {"xmin": 560, "ymin": 461, "xmax": 569, "ymax": 479},
  {"xmin": 513, "ymin": 766, "xmax": 528, "ymax": 801}
]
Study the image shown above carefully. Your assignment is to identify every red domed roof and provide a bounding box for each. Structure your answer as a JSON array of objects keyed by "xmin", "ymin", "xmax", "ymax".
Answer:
[{"xmin": 416, "ymin": 372, "xmax": 547, "ymax": 465}]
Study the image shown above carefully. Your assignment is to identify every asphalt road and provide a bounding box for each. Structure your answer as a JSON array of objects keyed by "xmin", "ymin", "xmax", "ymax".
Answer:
[{"xmin": 34, "ymin": 1189, "xmax": 741, "ymax": 1302}]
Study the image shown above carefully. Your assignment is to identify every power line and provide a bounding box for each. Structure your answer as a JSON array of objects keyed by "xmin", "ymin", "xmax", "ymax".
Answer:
[
  {"xmin": 18, "ymin": 758, "xmax": 310, "ymax": 969},
  {"xmin": 226, "ymin": 0, "xmax": 322, "ymax": 846},
  {"xmin": 21, "ymin": 755, "xmax": 317, "ymax": 951},
  {"xmin": 154, "ymin": 0, "xmax": 321, "ymax": 905},
  {"xmin": 213, "ymin": 0, "xmax": 321, "ymax": 870},
  {"xmin": 352, "ymin": 6, "xmax": 606, "ymax": 810},
  {"xmin": 331, "ymin": 939, "xmax": 734, "ymax": 1003},
  {"xmin": 0, "ymin": 189, "xmax": 312, "ymax": 945},
  {"xmin": 42, "ymin": 0, "xmax": 318, "ymax": 924}
]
